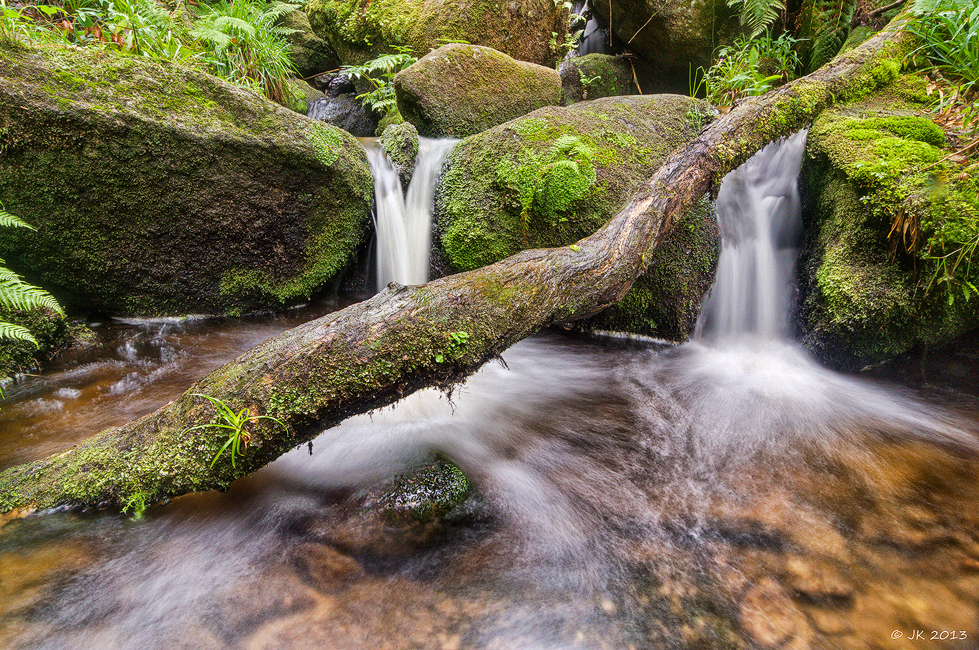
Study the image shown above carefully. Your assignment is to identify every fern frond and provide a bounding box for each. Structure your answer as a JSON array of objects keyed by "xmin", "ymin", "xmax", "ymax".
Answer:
[
  {"xmin": 0, "ymin": 209, "xmax": 34, "ymax": 230},
  {"xmin": 0, "ymin": 321, "xmax": 38, "ymax": 346},
  {"xmin": 728, "ymin": 0, "xmax": 782, "ymax": 38},
  {"xmin": 212, "ymin": 16, "xmax": 257, "ymax": 37},
  {"xmin": 262, "ymin": 2, "xmax": 298, "ymax": 22},
  {"xmin": 0, "ymin": 273, "xmax": 64, "ymax": 314}
]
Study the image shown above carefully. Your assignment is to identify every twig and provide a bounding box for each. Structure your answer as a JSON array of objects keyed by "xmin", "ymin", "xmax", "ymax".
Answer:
[
  {"xmin": 629, "ymin": 59, "xmax": 643, "ymax": 95},
  {"xmin": 869, "ymin": 0, "xmax": 906, "ymax": 18},
  {"xmin": 919, "ymin": 136, "xmax": 979, "ymax": 172},
  {"xmin": 627, "ymin": 12, "xmax": 656, "ymax": 44}
]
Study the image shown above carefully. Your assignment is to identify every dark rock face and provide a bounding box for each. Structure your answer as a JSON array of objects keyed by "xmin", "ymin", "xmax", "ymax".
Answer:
[
  {"xmin": 308, "ymin": 94, "xmax": 379, "ymax": 137},
  {"xmin": 305, "ymin": 0, "xmax": 570, "ymax": 68},
  {"xmin": 394, "ymin": 43, "xmax": 562, "ymax": 138},
  {"xmin": 0, "ymin": 40, "xmax": 373, "ymax": 316},
  {"xmin": 279, "ymin": 9, "xmax": 340, "ymax": 79},
  {"xmin": 434, "ymin": 94, "xmax": 719, "ymax": 341},
  {"xmin": 591, "ymin": 0, "xmax": 743, "ymax": 93}
]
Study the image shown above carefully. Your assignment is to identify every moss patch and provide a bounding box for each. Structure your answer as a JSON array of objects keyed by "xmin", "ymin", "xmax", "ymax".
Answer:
[
  {"xmin": 394, "ymin": 43, "xmax": 562, "ymax": 138},
  {"xmin": 305, "ymin": 0, "xmax": 569, "ymax": 68},
  {"xmin": 0, "ymin": 40, "xmax": 372, "ymax": 317},
  {"xmin": 434, "ymin": 94, "xmax": 719, "ymax": 341},
  {"xmin": 799, "ymin": 75, "xmax": 979, "ymax": 367}
]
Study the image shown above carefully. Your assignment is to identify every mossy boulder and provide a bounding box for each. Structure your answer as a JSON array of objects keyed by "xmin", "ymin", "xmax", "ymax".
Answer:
[
  {"xmin": 799, "ymin": 75, "xmax": 979, "ymax": 368},
  {"xmin": 379, "ymin": 121, "xmax": 419, "ymax": 189},
  {"xmin": 434, "ymin": 94, "xmax": 719, "ymax": 341},
  {"xmin": 559, "ymin": 54, "xmax": 634, "ymax": 104},
  {"xmin": 283, "ymin": 76, "xmax": 325, "ymax": 114},
  {"xmin": 305, "ymin": 0, "xmax": 570, "ymax": 68},
  {"xmin": 0, "ymin": 39, "xmax": 373, "ymax": 317},
  {"xmin": 394, "ymin": 43, "xmax": 562, "ymax": 138},
  {"xmin": 279, "ymin": 9, "xmax": 340, "ymax": 78},
  {"xmin": 591, "ymin": 0, "xmax": 743, "ymax": 93}
]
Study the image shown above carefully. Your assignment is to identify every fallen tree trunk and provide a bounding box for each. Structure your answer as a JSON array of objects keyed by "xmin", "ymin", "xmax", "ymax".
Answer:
[{"xmin": 0, "ymin": 18, "xmax": 914, "ymax": 514}]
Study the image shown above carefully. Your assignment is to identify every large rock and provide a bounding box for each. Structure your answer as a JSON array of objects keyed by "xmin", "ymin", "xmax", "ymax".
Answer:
[
  {"xmin": 559, "ymin": 53, "xmax": 634, "ymax": 104},
  {"xmin": 307, "ymin": 94, "xmax": 379, "ymax": 136},
  {"xmin": 279, "ymin": 9, "xmax": 340, "ymax": 79},
  {"xmin": 591, "ymin": 0, "xmax": 742, "ymax": 93},
  {"xmin": 306, "ymin": 0, "xmax": 570, "ymax": 68},
  {"xmin": 394, "ymin": 43, "xmax": 562, "ymax": 138},
  {"xmin": 379, "ymin": 121, "xmax": 419, "ymax": 190},
  {"xmin": 434, "ymin": 95, "xmax": 719, "ymax": 341},
  {"xmin": 0, "ymin": 40, "xmax": 373, "ymax": 316},
  {"xmin": 799, "ymin": 75, "xmax": 979, "ymax": 368}
]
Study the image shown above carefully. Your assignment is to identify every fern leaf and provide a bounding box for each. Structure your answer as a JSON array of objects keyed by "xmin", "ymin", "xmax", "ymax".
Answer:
[
  {"xmin": 0, "ymin": 209, "xmax": 35, "ymax": 231},
  {"xmin": 0, "ymin": 274, "xmax": 64, "ymax": 315},
  {"xmin": 263, "ymin": 2, "xmax": 298, "ymax": 22},
  {"xmin": 212, "ymin": 16, "xmax": 257, "ymax": 38},
  {"xmin": 728, "ymin": 0, "xmax": 782, "ymax": 38},
  {"xmin": 0, "ymin": 321, "xmax": 38, "ymax": 346}
]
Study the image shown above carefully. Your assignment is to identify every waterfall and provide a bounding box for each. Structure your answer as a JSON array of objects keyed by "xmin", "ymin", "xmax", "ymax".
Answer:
[
  {"xmin": 365, "ymin": 137, "xmax": 457, "ymax": 291},
  {"xmin": 695, "ymin": 129, "xmax": 808, "ymax": 342}
]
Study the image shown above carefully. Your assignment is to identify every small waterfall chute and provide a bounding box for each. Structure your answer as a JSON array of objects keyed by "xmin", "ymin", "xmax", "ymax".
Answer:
[{"xmin": 365, "ymin": 136, "xmax": 458, "ymax": 291}]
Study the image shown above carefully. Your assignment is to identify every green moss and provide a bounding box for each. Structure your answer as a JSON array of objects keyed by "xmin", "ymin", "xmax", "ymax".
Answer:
[
  {"xmin": 306, "ymin": 0, "xmax": 568, "ymax": 68},
  {"xmin": 394, "ymin": 43, "xmax": 562, "ymax": 138},
  {"xmin": 435, "ymin": 94, "xmax": 719, "ymax": 341},
  {"xmin": 0, "ymin": 39, "xmax": 372, "ymax": 317},
  {"xmin": 801, "ymin": 77, "xmax": 979, "ymax": 366},
  {"xmin": 0, "ymin": 307, "xmax": 80, "ymax": 380}
]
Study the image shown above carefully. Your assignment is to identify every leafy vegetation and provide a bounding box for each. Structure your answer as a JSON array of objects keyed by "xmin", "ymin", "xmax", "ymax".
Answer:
[
  {"xmin": 0, "ymin": 0, "xmax": 302, "ymax": 103},
  {"xmin": 902, "ymin": 0, "xmax": 979, "ymax": 299},
  {"xmin": 0, "ymin": 204, "xmax": 63, "ymax": 347},
  {"xmin": 340, "ymin": 46, "xmax": 416, "ymax": 116},
  {"xmin": 698, "ymin": 32, "xmax": 802, "ymax": 107},
  {"xmin": 496, "ymin": 134, "xmax": 597, "ymax": 246},
  {"xmin": 185, "ymin": 393, "xmax": 290, "ymax": 469}
]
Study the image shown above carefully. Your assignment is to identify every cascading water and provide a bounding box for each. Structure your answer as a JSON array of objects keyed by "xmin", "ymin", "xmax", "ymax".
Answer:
[
  {"xmin": 2, "ymin": 133, "xmax": 979, "ymax": 649},
  {"xmin": 695, "ymin": 129, "xmax": 807, "ymax": 342},
  {"xmin": 366, "ymin": 137, "xmax": 457, "ymax": 291}
]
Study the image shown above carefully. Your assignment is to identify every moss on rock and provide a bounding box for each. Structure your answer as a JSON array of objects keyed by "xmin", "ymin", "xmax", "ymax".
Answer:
[
  {"xmin": 279, "ymin": 9, "xmax": 340, "ymax": 79},
  {"xmin": 559, "ymin": 54, "xmax": 635, "ymax": 105},
  {"xmin": 305, "ymin": 0, "xmax": 570, "ymax": 68},
  {"xmin": 799, "ymin": 75, "xmax": 979, "ymax": 367},
  {"xmin": 0, "ymin": 40, "xmax": 373, "ymax": 317},
  {"xmin": 379, "ymin": 121, "xmax": 419, "ymax": 189},
  {"xmin": 434, "ymin": 94, "xmax": 719, "ymax": 341},
  {"xmin": 372, "ymin": 455, "xmax": 472, "ymax": 523},
  {"xmin": 394, "ymin": 43, "xmax": 562, "ymax": 138}
]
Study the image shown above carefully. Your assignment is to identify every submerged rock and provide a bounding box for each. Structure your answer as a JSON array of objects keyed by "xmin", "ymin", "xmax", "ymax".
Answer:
[
  {"xmin": 394, "ymin": 43, "xmax": 562, "ymax": 138},
  {"xmin": 799, "ymin": 75, "xmax": 979, "ymax": 368},
  {"xmin": 305, "ymin": 0, "xmax": 570, "ymax": 68},
  {"xmin": 0, "ymin": 40, "xmax": 373, "ymax": 316},
  {"xmin": 559, "ymin": 53, "xmax": 635, "ymax": 104},
  {"xmin": 434, "ymin": 94, "xmax": 719, "ymax": 341}
]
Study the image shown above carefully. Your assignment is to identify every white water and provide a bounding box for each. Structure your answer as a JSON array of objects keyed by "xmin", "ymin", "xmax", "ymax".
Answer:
[
  {"xmin": 366, "ymin": 136, "xmax": 457, "ymax": 291},
  {"xmin": 696, "ymin": 129, "xmax": 807, "ymax": 342}
]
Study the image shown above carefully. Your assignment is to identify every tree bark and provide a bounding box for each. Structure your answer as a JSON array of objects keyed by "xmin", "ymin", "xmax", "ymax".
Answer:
[{"xmin": 0, "ymin": 17, "xmax": 914, "ymax": 514}]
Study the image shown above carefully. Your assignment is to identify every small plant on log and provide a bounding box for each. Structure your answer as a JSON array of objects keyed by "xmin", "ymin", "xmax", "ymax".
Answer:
[{"xmin": 186, "ymin": 393, "xmax": 290, "ymax": 468}]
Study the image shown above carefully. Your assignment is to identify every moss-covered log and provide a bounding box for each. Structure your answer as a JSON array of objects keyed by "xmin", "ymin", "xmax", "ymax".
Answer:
[{"xmin": 0, "ymin": 16, "xmax": 914, "ymax": 514}]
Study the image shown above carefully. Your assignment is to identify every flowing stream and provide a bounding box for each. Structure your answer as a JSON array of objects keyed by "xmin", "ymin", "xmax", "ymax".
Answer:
[
  {"xmin": 366, "ymin": 137, "xmax": 457, "ymax": 291},
  {"xmin": 1, "ymin": 134, "xmax": 979, "ymax": 649}
]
